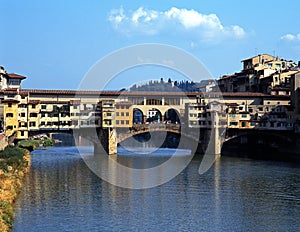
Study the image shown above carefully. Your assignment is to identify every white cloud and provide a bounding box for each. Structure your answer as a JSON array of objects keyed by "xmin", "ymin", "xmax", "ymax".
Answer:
[
  {"xmin": 108, "ymin": 7, "xmax": 246, "ymax": 42},
  {"xmin": 281, "ymin": 33, "xmax": 300, "ymax": 41}
]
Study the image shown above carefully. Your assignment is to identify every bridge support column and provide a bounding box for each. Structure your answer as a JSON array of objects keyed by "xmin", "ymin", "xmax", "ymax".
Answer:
[
  {"xmin": 95, "ymin": 128, "xmax": 117, "ymax": 155},
  {"xmin": 213, "ymin": 112, "xmax": 222, "ymax": 156}
]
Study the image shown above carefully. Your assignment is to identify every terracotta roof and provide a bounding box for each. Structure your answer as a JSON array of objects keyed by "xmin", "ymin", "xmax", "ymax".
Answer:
[
  {"xmin": 7, "ymin": 73, "xmax": 26, "ymax": 79},
  {"xmin": 18, "ymin": 89, "xmax": 290, "ymax": 100}
]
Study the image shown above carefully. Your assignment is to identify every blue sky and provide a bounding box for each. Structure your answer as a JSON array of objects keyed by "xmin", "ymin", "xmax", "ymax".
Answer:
[{"xmin": 1, "ymin": 0, "xmax": 300, "ymax": 90}]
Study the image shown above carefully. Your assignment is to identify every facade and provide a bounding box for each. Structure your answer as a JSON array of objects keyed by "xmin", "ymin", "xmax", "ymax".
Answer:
[
  {"xmin": 0, "ymin": 64, "xmax": 299, "ymax": 141},
  {"xmin": 115, "ymin": 101, "xmax": 132, "ymax": 128},
  {"xmin": 291, "ymin": 71, "xmax": 300, "ymax": 132},
  {"xmin": 218, "ymin": 54, "xmax": 298, "ymax": 94}
]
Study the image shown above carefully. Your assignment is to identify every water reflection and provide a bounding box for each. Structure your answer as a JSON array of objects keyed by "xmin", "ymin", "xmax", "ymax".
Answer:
[{"xmin": 13, "ymin": 147, "xmax": 300, "ymax": 232}]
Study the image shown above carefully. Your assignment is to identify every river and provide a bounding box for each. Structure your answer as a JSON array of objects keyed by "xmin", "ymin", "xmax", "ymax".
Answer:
[{"xmin": 13, "ymin": 146, "xmax": 300, "ymax": 231}]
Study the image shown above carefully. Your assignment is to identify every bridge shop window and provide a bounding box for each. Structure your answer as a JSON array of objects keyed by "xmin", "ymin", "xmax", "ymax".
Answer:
[
  {"xmin": 71, "ymin": 121, "xmax": 78, "ymax": 126},
  {"xmin": 6, "ymin": 113, "xmax": 13, "ymax": 117},
  {"xmin": 103, "ymin": 120, "xmax": 112, "ymax": 125},
  {"xmin": 6, "ymin": 125, "xmax": 13, "ymax": 130},
  {"xmin": 30, "ymin": 113, "xmax": 38, "ymax": 117},
  {"xmin": 29, "ymin": 122, "xmax": 36, "ymax": 127}
]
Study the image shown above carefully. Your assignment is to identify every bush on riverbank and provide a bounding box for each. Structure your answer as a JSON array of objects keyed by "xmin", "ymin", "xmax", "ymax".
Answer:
[
  {"xmin": 18, "ymin": 138, "xmax": 54, "ymax": 151},
  {"xmin": 0, "ymin": 146, "xmax": 30, "ymax": 232}
]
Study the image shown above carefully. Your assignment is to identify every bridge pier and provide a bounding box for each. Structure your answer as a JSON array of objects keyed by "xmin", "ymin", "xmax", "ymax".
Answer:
[{"xmin": 94, "ymin": 128, "xmax": 117, "ymax": 155}]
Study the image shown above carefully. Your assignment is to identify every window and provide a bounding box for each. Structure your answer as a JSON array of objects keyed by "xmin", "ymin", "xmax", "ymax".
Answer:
[
  {"xmin": 8, "ymin": 79, "xmax": 20, "ymax": 85},
  {"xmin": 126, "ymin": 112, "xmax": 129, "ymax": 117},
  {"xmin": 116, "ymin": 112, "xmax": 119, "ymax": 116},
  {"xmin": 30, "ymin": 113, "xmax": 38, "ymax": 117},
  {"xmin": 116, "ymin": 120, "xmax": 119, "ymax": 125},
  {"xmin": 106, "ymin": 112, "xmax": 112, "ymax": 117},
  {"xmin": 165, "ymin": 98, "xmax": 180, "ymax": 105},
  {"xmin": 21, "ymin": 113, "xmax": 26, "ymax": 117},
  {"xmin": 6, "ymin": 113, "xmax": 13, "ymax": 117},
  {"xmin": 41, "ymin": 122, "xmax": 45, "ymax": 126},
  {"xmin": 146, "ymin": 99, "xmax": 162, "ymax": 105},
  {"xmin": 29, "ymin": 122, "xmax": 36, "ymax": 127},
  {"xmin": 41, "ymin": 105, "xmax": 46, "ymax": 109},
  {"xmin": 20, "ymin": 131, "xmax": 24, "ymax": 136},
  {"xmin": 32, "ymin": 104, "xmax": 36, "ymax": 109},
  {"xmin": 6, "ymin": 126, "xmax": 13, "ymax": 130},
  {"xmin": 8, "ymin": 103, "xmax": 12, "ymax": 107},
  {"xmin": 126, "ymin": 120, "xmax": 129, "ymax": 124},
  {"xmin": 104, "ymin": 120, "xmax": 112, "ymax": 125},
  {"xmin": 121, "ymin": 112, "xmax": 124, "ymax": 116}
]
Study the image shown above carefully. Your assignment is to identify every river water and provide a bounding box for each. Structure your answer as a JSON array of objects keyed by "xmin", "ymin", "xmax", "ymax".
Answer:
[{"xmin": 13, "ymin": 146, "xmax": 300, "ymax": 231}]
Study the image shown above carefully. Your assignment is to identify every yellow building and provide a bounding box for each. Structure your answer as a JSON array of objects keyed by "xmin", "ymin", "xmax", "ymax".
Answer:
[
  {"xmin": 3, "ymin": 99, "xmax": 19, "ymax": 137},
  {"xmin": 115, "ymin": 101, "xmax": 133, "ymax": 128}
]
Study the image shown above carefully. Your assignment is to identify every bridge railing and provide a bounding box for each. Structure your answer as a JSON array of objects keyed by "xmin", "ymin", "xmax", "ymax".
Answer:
[{"xmin": 131, "ymin": 123, "xmax": 181, "ymax": 132}]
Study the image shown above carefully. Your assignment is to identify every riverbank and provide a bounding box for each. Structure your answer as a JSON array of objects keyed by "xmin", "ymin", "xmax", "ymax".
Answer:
[
  {"xmin": 18, "ymin": 138, "xmax": 54, "ymax": 151},
  {"xmin": 0, "ymin": 146, "xmax": 31, "ymax": 232}
]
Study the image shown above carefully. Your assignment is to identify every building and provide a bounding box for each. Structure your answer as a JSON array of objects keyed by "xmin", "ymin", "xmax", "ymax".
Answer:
[
  {"xmin": 115, "ymin": 101, "xmax": 133, "ymax": 128},
  {"xmin": 218, "ymin": 54, "xmax": 298, "ymax": 94}
]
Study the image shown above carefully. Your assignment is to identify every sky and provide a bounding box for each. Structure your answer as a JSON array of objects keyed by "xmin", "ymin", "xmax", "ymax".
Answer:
[{"xmin": 1, "ymin": 0, "xmax": 300, "ymax": 90}]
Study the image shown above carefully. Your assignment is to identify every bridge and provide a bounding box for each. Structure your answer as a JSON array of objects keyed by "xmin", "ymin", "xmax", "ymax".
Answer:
[{"xmin": 0, "ymin": 87, "xmax": 296, "ymax": 158}]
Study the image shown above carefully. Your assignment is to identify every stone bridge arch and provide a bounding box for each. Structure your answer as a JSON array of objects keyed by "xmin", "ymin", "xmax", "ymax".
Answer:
[{"xmin": 222, "ymin": 130, "xmax": 294, "ymax": 157}]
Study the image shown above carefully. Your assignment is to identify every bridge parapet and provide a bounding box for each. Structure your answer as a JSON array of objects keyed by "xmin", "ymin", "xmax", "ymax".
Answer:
[{"xmin": 117, "ymin": 123, "xmax": 181, "ymax": 143}]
